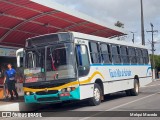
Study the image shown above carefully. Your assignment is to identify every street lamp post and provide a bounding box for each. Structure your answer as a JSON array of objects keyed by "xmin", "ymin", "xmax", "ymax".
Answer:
[
  {"xmin": 141, "ymin": 0, "xmax": 145, "ymax": 45},
  {"xmin": 131, "ymin": 32, "xmax": 136, "ymax": 43},
  {"xmin": 147, "ymin": 23, "xmax": 158, "ymax": 80},
  {"xmin": 151, "ymin": 23, "xmax": 155, "ymax": 80}
]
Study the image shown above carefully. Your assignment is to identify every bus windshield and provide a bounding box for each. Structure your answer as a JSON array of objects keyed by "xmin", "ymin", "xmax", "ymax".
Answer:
[
  {"xmin": 46, "ymin": 43, "xmax": 76, "ymax": 80},
  {"xmin": 24, "ymin": 43, "xmax": 76, "ymax": 83}
]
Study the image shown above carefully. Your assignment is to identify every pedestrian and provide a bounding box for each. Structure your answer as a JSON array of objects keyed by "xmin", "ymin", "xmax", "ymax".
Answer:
[
  {"xmin": 0, "ymin": 65, "xmax": 9, "ymax": 99},
  {"xmin": 4, "ymin": 63, "xmax": 18, "ymax": 100}
]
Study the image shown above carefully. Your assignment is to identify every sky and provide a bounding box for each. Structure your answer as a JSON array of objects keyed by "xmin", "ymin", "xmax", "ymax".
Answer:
[{"xmin": 53, "ymin": 0, "xmax": 160, "ymax": 55}]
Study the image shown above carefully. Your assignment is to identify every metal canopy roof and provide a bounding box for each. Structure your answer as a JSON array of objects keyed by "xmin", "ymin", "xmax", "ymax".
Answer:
[{"xmin": 0, "ymin": 0, "xmax": 126, "ymax": 47}]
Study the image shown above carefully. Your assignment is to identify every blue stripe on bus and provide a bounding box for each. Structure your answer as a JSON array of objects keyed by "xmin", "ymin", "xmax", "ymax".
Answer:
[{"xmin": 90, "ymin": 64, "xmax": 151, "ymax": 66}]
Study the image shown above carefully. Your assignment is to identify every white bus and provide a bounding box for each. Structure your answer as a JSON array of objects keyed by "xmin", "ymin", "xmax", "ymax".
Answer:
[{"xmin": 17, "ymin": 32, "xmax": 152, "ymax": 105}]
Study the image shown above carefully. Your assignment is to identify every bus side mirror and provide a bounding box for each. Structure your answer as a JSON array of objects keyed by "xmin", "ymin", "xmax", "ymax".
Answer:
[
  {"xmin": 17, "ymin": 53, "xmax": 21, "ymax": 67},
  {"xmin": 16, "ymin": 48, "xmax": 24, "ymax": 68}
]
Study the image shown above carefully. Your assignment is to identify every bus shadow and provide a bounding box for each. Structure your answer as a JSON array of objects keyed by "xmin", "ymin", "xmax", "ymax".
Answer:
[
  {"xmin": 103, "ymin": 92, "xmax": 127, "ymax": 102},
  {"xmin": 36, "ymin": 92, "xmax": 128, "ymax": 112}
]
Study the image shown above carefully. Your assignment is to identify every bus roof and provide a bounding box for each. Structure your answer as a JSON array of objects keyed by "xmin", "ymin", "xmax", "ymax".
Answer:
[
  {"xmin": 27, "ymin": 31, "xmax": 147, "ymax": 49},
  {"xmin": 71, "ymin": 32, "xmax": 147, "ymax": 49}
]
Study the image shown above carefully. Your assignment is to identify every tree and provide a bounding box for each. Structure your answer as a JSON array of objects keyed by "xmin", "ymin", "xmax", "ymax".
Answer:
[
  {"xmin": 150, "ymin": 54, "xmax": 160, "ymax": 69},
  {"xmin": 114, "ymin": 21, "xmax": 124, "ymax": 28},
  {"xmin": 150, "ymin": 54, "xmax": 160, "ymax": 78}
]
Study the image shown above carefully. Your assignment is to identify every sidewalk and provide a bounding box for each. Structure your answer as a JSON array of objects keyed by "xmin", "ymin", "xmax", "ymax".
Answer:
[
  {"xmin": 146, "ymin": 78, "xmax": 160, "ymax": 86},
  {"xmin": 153, "ymin": 78, "xmax": 160, "ymax": 81},
  {"xmin": 0, "ymin": 97, "xmax": 45, "ymax": 112}
]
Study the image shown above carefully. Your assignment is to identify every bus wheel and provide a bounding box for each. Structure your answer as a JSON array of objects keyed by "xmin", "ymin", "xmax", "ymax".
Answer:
[
  {"xmin": 89, "ymin": 83, "xmax": 102, "ymax": 106},
  {"xmin": 130, "ymin": 80, "xmax": 139, "ymax": 96}
]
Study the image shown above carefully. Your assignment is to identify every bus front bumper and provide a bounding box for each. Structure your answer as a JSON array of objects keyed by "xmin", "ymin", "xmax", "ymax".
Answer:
[{"xmin": 24, "ymin": 87, "xmax": 80, "ymax": 104}]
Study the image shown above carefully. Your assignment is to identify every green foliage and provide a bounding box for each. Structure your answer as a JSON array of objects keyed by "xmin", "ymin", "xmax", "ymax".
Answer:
[{"xmin": 150, "ymin": 54, "xmax": 160, "ymax": 69}]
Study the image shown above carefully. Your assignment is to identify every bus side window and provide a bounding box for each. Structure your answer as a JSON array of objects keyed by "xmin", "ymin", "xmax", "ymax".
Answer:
[
  {"xmin": 128, "ymin": 47, "xmax": 137, "ymax": 64},
  {"xmin": 135, "ymin": 48, "xmax": 139, "ymax": 64},
  {"xmin": 100, "ymin": 43, "xmax": 111, "ymax": 64},
  {"xmin": 136, "ymin": 48, "xmax": 143, "ymax": 64},
  {"xmin": 139, "ymin": 49, "xmax": 144, "ymax": 64},
  {"xmin": 108, "ymin": 45, "xmax": 112, "ymax": 63},
  {"xmin": 142, "ymin": 49, "xmax": 149, "ymax": 64},
  {"xmin": 89, "ymin": 42, "xmax": 101, "ymax": 64},
  {"xmin": 111, "ymin": 45, "xmax": 121, "ymax": 64},
  {"xmin": 117, "ymin": 46, "xmax": 121, "ymax": 63},
  {"xmin": 120, "ymin": 46, "xmax": 129, "ymax": 64},
  {"xmin": 76, "ymin": 45, "xmax": 90, "ymax": 77}
]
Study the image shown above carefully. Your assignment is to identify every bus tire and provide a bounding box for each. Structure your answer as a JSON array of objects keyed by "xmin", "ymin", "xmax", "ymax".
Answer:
[
  {"xmin": 89, "ymin": 83, "xmax": 102, "ymax": 106},
  {"xmin": 130, "ymin": 80, "xmax": 139, "ymax": 96}
]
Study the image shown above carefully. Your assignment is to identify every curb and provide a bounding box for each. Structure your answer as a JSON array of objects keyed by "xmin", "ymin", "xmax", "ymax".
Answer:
[{"xmin": 153, "ymin": 79, "xmax": 160, "ymax": 81}]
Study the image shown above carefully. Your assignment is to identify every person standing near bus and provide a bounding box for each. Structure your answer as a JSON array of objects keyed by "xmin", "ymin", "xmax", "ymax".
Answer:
[
  {"xmin": 4, "ymin": 63, "xmax": 18, "ymax": 100},
  {"xmin": 1, "ymin": 65, "xmax": 9, "ymax": 99}
]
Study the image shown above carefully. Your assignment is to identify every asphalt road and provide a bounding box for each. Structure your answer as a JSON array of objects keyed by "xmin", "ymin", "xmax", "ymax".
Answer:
[{"xmin": 2, "ymin": 80, "xmax": 160, "ymax": 120}]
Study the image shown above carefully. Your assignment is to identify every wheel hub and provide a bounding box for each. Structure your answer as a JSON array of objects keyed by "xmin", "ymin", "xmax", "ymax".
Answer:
[{"xmin": 94, "ymin": 88, "xmax": 100, "ymax": 101}]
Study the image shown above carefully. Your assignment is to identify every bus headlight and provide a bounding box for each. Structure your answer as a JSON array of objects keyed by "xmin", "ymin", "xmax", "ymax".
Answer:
[
  {"xmin": 61, "ymin": 87, "xmax": 76, "ymax": 93},
  {"xmin": 26, "ymin": 92, "xmax": 30, "ymax": 96},
  {"xmin": 67, "ymin": 87, "xmax": 71, "ymax": 92},
  {"xmin": 61, "ymin": 89, "xmax": 66, "ymax": 93}
]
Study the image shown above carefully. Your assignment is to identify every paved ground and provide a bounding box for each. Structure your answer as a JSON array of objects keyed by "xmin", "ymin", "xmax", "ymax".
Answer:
[{"xmin": 1, "ymin": 80, "xmax": 160, "ymax": 120}]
